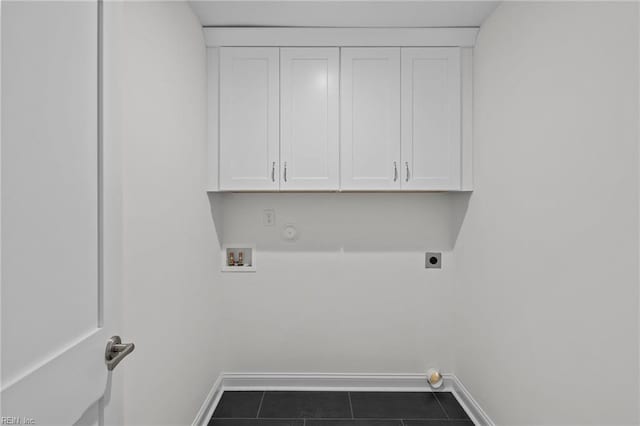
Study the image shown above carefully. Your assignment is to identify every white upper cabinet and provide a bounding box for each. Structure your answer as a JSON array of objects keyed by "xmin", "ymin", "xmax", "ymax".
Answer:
[
  {"xmin": 280, "ymin": 48, "xmax": 339, "ymax": 190},
  {"xmin": 340, "ymin": 48, "xmax": 401, "ymax": 190},
  {"xmin": 219, "ymin": 47, "xmax": 280, "ymax": 190},
  {"xmin": 401, "ymin": 48, "xmax": 461, "ymax": 190},
  {"xmin": 212, "ymin": 40, "xmax": 468, "ymax": 192}
]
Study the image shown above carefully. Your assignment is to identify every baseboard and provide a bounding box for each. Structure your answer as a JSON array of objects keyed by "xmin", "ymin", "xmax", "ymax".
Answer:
[
  {"xmin": 192, "ymin": 374, "xmax": 224, "ymax": 426},
  {"xmin": 193, "ymin": 373, "xmax": 494, "ymax": 426},
  {"xmin": 447, "ymin": 375, "xmax": 495, "ymax": 426},
  {"xmin": 222, "ymin": 372, "xmax": 441, "ymax": 392}
]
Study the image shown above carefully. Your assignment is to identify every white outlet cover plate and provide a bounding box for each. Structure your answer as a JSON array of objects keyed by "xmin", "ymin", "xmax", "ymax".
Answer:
[{"xmin": 263, "ymin": 209, "xmax": 275, "ymax": 226}]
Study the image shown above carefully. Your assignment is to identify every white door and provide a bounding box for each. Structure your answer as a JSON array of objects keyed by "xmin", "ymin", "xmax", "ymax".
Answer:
[
  {"xmin": 220, "ymin": 47, "xmax": 279, "ymax": 191},
  {"xmin": 401, "ymin": 48, "xmax": 461, "ymax": 190},
  {"xmin": 1, "ymin": 2, "xmax": 125, "ymax": 425},
  {"xmin": 280, "ymin": 48, "xmax": 339, "ymax": 191},
  {"xmin": 340, "ymin": 48, "xmax": 400, "ymax": 190}
]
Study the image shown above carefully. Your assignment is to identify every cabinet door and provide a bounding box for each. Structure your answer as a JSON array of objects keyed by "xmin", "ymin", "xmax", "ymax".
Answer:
[
  {"xmin": 280, "ymin": 48, "xmax": 339, "ymax": 190},
  {"xmin": 220, "ymin": 47, "xmax": 279, "ymax": 190},
  {"xmin": 401, "ymin": 48, "xmax": 461, "ymax": 190},
  {"xmin": 341, "ymin": 48, "xmax": 401, "ymax": 190}
]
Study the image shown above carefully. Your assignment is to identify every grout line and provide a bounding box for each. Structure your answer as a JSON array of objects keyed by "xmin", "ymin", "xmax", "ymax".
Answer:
[
  {"xmin": 347, "ymin": 392, "xmax": 355, "ymax": 419},
  {"xmin": 256, "ymin": 391, "xmax": 267, "ymax": 418},
  {"xmin": 433, "ymin": 392, "xmax": 449, "ymax": 420},
  {"xmin": 214, "ymin": 418, "xmax": 303, "ymax": 421},
  {"xmin": 219, "ymin": 391, "xmax": 455, "ymax": 423},
  {"xmin": 212, "ymin": 418, "xmax": 447, "ymax": 421}
]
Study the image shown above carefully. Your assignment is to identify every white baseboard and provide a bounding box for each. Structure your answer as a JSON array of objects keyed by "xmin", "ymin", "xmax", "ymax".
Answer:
[
  {"xmin": 192, "ymin": 374, "xmax": 224, "ymax": 426},
  {"xmin": 222, "ymin": 372, "xmax": 441, "ymax": 392},
  {"xmin": 447, "ymin": 375, "xmax": 495, "ymax": 426},
  {"xmin": 193, "ymin": 373, "xmax": 494, "ymax": 426}
]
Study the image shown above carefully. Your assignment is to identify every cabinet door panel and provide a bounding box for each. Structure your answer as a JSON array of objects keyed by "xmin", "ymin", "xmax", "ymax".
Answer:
[
  {"xmin": 280, "ymin": 48, "xmax": 339, "ymax": 190},
  {"xmin": 220, "ymin": 47, "xmax": 279, "ymax": 190},
  {"xmin": 341, "ymin": 48, "xmax": 401, "ymax": 190},
  {"xmin": 401, "ymin": 48, "xmax": 461, "ymax": 190}
]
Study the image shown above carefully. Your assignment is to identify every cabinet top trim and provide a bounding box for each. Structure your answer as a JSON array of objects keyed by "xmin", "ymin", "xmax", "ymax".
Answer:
[{"xmin": 203, "ymin": 27, "xmax": 479, "ymax": 47}]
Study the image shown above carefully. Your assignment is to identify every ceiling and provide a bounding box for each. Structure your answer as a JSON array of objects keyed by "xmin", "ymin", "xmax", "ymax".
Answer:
[{"xmin": 188, "ymin": 1, "xmax": 500, "ymax": 28}]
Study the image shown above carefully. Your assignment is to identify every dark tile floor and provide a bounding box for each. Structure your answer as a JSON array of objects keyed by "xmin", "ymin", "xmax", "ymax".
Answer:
[{"xmin": 209, "ymin": 391, "xmax": 474, "ymax": 426}]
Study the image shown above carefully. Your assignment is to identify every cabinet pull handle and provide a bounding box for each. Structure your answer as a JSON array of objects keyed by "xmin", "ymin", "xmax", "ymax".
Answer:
[
  {"xmin": 405, "ymin": 162, "xmax": 410, "ymax": 182},
  {"xmin": 393, "ymin": 162, "xmax": 398, "ymax": 182},
  {"xmin": 271, "ymin": 161, "xmax": 276, "ymax": 182},
  {"xmin": 284, "ymin": 162, "xmax": 288, "ymax": 182}
]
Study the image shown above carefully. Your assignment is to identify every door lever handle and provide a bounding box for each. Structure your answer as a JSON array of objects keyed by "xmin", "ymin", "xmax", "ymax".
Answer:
[{"xmin": 105, "ymin": 336, "xmax": 135, "ymax": 371}]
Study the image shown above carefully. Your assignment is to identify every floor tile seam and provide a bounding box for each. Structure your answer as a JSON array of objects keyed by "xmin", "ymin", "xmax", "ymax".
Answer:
[
  {"xmin": 211, "ymin": 419, "xmax": 462, "ymax": 423},
  {"xmin": 211, "ymin": 420, "xmax": 460, "ymax": 423},
  {"xmin": 215, "ymin": 418, "xmax": 301, "ymax": 420},
  {"xmin": 245, "ymin": 418, "xmax": 451, "ymax": 421},
  {"xmin": 347, "ymin": 392, "xmax": 355, "ymax": 419},
  {"xmin": 432, "ymin": 393, "xmax": 449, "ymax": 420},
  {"xmin": 256, "ymin": 391, "xmax": 267, "ymax": 418},
  {"xmin": 213, "ymin": 418, "xmax": 404, "ymax": 421}
]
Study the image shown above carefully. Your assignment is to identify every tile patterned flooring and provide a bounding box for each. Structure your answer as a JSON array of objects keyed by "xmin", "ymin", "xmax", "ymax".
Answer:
[{"xmin": 208, "ymin": 391, "xmax": 474, "ymax": 426}]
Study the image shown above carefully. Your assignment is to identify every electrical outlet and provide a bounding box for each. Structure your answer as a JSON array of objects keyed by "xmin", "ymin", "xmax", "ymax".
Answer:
[
  {"xmin": 263, "ymin": 209, "xmax": 275, "ymax": 226},
  {"xmin": 425, "ymin": 252, "xmax": 442, "ymax": 269}
]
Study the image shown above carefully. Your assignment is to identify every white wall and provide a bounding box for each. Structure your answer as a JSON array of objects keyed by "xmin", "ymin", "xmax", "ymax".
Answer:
[
  {"xmin": 120, "ymin": 2, "xmax": 225, "ymax": 425},
  {"xmin": 116, "ymin": 2, "xmax": 640, "ymax": 425},
  {"xmin": 189, "ymin": 1, "xmax": 499, "ymax": 28},
  {"xmin": 454, "ymin": 2, "xmax": 639, "ymax": 424},
  {"xmin": 214, "ymin": 192, "xmax": 469, "ymax": 373}
]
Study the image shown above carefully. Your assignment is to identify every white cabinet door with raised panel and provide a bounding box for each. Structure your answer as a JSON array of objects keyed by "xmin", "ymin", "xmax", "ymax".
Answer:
[
  {"xmin": 341, "ymin": 48, "xmax": 401, "ymax": 190},
  {"xmin": 220, "ymin": 47, "xmax": 279, "ymax": 190},
  {"xmin": 401, "ymin": 48, "xmax": 461, "ymax": 190},
  {"xmin": 280, "ymin": 48, "xmax": 339, "ymax": 190}
]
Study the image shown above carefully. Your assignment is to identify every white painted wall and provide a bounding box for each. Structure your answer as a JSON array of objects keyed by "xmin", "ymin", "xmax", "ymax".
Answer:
[
  {"xmin": 189, "ymin": 1, "xmax": 499, "ymax": 28},
  {"xmin": 454, "ymin": 2, "xmax": 639, "ymax": 424},
  {"xmin": 119, "ymin": 2, "xmax": 225, "ymax": 425},
  {"xmin": 113, "ymin": 2, "xmax": 640, "ymax": 425},
  {"xmin": 214, "ymin": 192, "xmax": 469, "ymax": 373}
]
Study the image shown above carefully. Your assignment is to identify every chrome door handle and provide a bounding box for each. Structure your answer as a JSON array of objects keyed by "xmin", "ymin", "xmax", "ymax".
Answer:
[
  {"xmin": 405, "ymin": 162, "xmax": 410, "ymax": 182},
  {"xmin": 271, "ymin": 161, "xmax": 276, "ymax": 182},
  {"xmin": 105, "ymin": 336, "xmax": 135, "ymax": 371},
  {"xmin": 283, "ymin": 162, "xmax": 288, "ymax": 182},
  {"xmin": 393, "ymin": 162, "xmax": 398, "ymax": 182}
]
